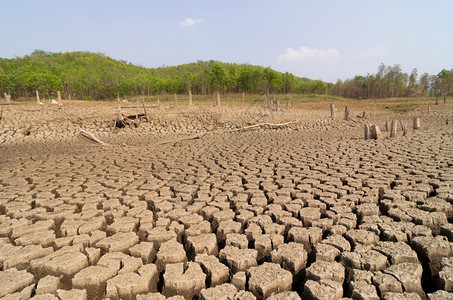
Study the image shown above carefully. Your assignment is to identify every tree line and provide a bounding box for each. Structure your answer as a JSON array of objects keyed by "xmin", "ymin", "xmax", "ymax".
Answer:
[
  {"xmin": 329, "ymin": 63, "xmax": 453, "ymax": 99},
  {"xmin": 0, "ymin": 50, "xmax": 329, "ymax": 100}
]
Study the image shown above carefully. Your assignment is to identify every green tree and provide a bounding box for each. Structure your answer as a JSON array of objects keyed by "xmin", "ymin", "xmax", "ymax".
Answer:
[{"xmin": 310, "ymin": 80, "xmax": 327, "ymax": 94}]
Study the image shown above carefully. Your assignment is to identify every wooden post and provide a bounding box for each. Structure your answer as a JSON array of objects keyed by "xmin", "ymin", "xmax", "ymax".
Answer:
[
  {"xmin": 362, "ymin": 111, "xmax": 366, "ymax": 118},
  {"xmin": 157, "ymin": 95, "xmax": 160, "ymax": 104},
  {"xmin": 291, "ymin": 99, "xmax": 295, "ymax": 108},
  {"xmin": 402, "ymin": 124, "xmax": 407, "ymax": 136},
  {"xmin": 117, "ymin": 95, "xmax": 123, "ymax": 122},
  {"xmin": 215, "ymin": 91, "xmax": 220, "ymax": 106},
  {"xmin": 188, "ymin": 90, "xmax": 192, "ymax": 106},
  {"xmin": 436, "ymin": 97, "xmax": 439, "ymax": 105},
  {"xmin": 444, "ymin": 96, "xmax": 447, "ymax": 104},
  {"xmin": 36, "ymin": 90, "xmax": 40, "ymax": 104},
  {"xmin": 286, "ymin": 100, "xmax": 290, "ymax": 109},
  {"xmin": 413, "ymin": 117, "xmax": 420, "ymax": 129},
  {"xmin": 242, "ymin": 92, "xmax": 245, "ymax": 102},
  {"xmin": 330, "ymin": 103, "xmax": 335, "ymax": 119},
  {"xmin": 364, "ymin": 124, "xmax": 369, "ymax": 140},
  {"xmin": 390, "ymin": 120, "xmax": 397, "ymax": 138},
  {"xmin": 344, "ymin": 106, "xmax": 350, "ymax": 120},
  {"xmin": 428, "ymin": 105, "xmax": 431, "ymax": 114},
  {"xmin": 136, "ymin": 98, "xmax": 139, "ymax": 120},
  {"xmin": 57, "ymin": 91, "xmax": 62, "ymax": 105},
  {"xmin": 385, "ymin": 120, "xmax": 389, "ymax": 132},
  {"xmin": 142, "ymin": 99, "xmax": 149, "ymax": 122},
  {"xmin": 174, "ymin": 93, "xmax": 177, "ymax": 107},
  {"xmin": 275, "ymin": 99, "xmax": 280, "ymax": 112}
]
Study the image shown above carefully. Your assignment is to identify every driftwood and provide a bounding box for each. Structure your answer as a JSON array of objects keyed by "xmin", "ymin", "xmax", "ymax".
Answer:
[
  {"xmin": 80, "ymin": 129, "xmax": 108, "ymax": 145},
  {"xmin": 230, "ymin": 120, "xmax": 300, "ymax": 132}
]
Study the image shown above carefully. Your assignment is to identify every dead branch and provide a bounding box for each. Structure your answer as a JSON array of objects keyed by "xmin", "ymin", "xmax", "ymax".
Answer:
[
  {"xmin": 80, "ymin": 129, "xmax": 108, "ymax": 145},
  {"xmin": 142, "ymin": 99, "xmax": 150, "ymax": 122},
  {"xmin": 156, "ymin": 132, "xmax": 208, "ymax": 145}
]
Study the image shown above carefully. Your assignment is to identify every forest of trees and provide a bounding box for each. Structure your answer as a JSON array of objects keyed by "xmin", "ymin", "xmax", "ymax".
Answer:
[
  {"xmin": 2, "ymin": 51, "xmax": 450, "ymax": 101},
  {"xmin": 330, "ymin": 63, "xmax": 453, "ymax": 99},
  {"xmin": 0, "ymin": 50, "xmax": 327, "ymax": 100}
]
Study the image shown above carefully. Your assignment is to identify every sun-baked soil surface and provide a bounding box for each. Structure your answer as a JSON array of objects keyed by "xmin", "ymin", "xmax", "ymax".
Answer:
[{"xmin": 0, "ymin": 100, "xmax": 452, "ymax": 299}]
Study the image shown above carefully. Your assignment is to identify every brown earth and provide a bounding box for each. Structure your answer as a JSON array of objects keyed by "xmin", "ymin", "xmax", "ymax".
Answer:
[{"xmin": 0, "ymin": 99, "xmax": 452, "ymax": 299}]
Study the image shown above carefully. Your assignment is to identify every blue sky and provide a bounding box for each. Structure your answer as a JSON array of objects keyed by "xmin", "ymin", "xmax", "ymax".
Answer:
[{"xmin": 1, "ymin": 0, "xmax": 451, "ymax": 82}]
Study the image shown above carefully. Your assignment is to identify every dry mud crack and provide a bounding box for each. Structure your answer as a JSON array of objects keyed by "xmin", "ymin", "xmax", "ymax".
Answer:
[{"xmin": 0, "ymin": 101, "xmax": 452, "ymax": 299}]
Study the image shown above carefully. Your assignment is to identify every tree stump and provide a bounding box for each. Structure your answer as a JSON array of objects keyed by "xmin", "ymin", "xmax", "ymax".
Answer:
[
  {"xmin": 364, "ymin": 125, "xmax": 370, "ymax": 140},
  {"xmin": 4, "ymin": 93, "xmax": 11, "ymax": 103},
  {"xmin": 390, "ymin": 120, "xmax": 397, "ymax": 138},
  {"xmin": 369, "ymin": 125, "xmax": 382, "ymax": 140},
  {"xmin": 413, "ymin": 117, "xmax": 420, "ymax": 130},
  {"xmin": 330, "ymin": 103, "xmax": 335, "ymax": 119},
  {"xmin": 344, "ymin": 106, "xmax": 350, "ymax": 120}
]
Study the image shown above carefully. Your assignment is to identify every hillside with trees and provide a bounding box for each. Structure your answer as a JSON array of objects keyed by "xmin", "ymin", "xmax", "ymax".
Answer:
[
  {"xmin": 0, "ymin": 50, "xmax": 325, "ymax": 100},
  {"xmin": 330, "ymin": 63, "xmax": 453, "ymax": 99}
]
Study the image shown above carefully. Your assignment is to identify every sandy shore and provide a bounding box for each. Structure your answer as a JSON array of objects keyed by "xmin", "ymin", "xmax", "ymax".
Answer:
[{"xmin": 0, "ymin": 100, "xmax": 452, "ymax": 299}]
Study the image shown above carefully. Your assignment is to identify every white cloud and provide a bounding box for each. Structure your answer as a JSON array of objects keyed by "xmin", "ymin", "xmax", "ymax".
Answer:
[
  {"xmin": 278, "ymin": 46, "xmax": 340, "ymax": 62},
  {"xmin": 179, "ymin": 18, "xmax": 205, "ymax": 27},
  {"xmin": 355, "ymin": 45, "xmax": 388, "ymax": 59}
]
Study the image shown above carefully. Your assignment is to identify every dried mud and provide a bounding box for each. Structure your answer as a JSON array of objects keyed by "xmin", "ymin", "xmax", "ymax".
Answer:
[{"xmin": 0, "ymin": 100, "xmax": 452, "ymax": 299}]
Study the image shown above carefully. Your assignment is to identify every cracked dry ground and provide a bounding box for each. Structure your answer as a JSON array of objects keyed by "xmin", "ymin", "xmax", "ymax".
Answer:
[{"xmin": 0, "ymin": 103, "xmax": 453, "ymax": 299}]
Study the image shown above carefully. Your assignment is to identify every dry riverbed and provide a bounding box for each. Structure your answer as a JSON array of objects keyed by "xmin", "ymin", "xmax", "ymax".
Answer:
[{"xmin": 0, "ymin": 100, "xmax": 452, "ymax": 299}]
